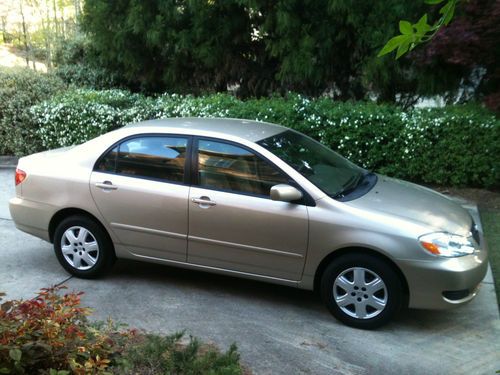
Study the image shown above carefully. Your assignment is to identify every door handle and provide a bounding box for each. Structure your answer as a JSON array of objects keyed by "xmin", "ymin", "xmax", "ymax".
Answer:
[
  {"xmin": 95, "ymin": 181, "xmax": 118, "ymax": 190},
  {"xmin": 191, "ymin": 197, "xmax": 216, "ymax": 206}
]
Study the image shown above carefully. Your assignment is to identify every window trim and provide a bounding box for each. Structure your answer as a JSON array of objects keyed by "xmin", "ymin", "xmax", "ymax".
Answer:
[
  {"xmin": 192, "ymin": 136, "xmax": 315, "ymax": 206},
  {"xmin": 93, "ymin": 133, "xmax": 193, "ymax": 186}
]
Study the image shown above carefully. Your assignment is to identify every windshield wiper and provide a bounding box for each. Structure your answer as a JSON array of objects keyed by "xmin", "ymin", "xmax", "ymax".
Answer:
[{"xmin": 332, "ymin": 172, "xmax": 364, "ymax": 199}]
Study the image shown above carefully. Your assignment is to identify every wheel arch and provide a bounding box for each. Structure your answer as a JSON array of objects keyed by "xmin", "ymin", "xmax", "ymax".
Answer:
[
  {"xmin": 49, "ymin": 207, "xmax": 112, "ymax": 246},
  {"xmin": 313, "ymin": 247, "xmax": 409, "ymax": 303}
]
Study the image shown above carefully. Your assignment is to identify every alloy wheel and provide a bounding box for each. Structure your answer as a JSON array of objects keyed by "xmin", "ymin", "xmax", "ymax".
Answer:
[
  {"xmin": 60, "ymin": 226, "xmax": 100, "ymax": 270},
  {"xmin": 333, "ymin": 267, "xmax": 388, "ymax": 319}
]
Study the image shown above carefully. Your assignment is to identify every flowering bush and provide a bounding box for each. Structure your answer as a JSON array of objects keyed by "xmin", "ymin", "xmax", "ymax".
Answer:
[{"xmin": 27, "ymin": 90, "xmax": 499, "ymax": 188}]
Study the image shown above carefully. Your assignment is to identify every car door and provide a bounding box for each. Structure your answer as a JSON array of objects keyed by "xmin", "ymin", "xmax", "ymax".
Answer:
[
  {"xmin": 187, "ymin": 137, "xmax": 309, "ymax": 281},
  {"xmin": 90, "ymin": 134, "xmax": 191, "ymax": 262}
]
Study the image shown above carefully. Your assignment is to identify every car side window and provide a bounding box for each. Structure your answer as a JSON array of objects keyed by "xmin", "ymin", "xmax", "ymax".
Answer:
[
  {"xmin": 96, "ymin": 146, "xmax": 118, "ymax": 173},
  {"xmin": 96, "ymin": 136, "xmax": 188, "ymax": 183},
  {"xmin": 197, "ymin": 139, "xmax": 289, "ymax": 196}
]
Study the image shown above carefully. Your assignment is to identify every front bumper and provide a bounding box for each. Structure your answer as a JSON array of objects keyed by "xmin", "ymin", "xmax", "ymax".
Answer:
[{"xmin": 398, "ymin": 246, "xmax": 488, "ymax": 309}]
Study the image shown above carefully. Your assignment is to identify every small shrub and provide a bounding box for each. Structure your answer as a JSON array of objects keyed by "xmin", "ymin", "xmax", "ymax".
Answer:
[
  {"xmin": 115, "ymin": 333, "xmax": 243, "ymax": 375},
  {"xmin": 0, "ymin": 67, "xmax": 66, "ymax": 155},
  {"xmin": 0, "ymin": 286, "xmax": 130, "ymax": 374}
]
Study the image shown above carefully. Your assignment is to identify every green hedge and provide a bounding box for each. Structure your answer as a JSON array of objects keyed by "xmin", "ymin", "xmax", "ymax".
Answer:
[
  {"xmin": 0, "ymin": 67, "xmax": 66, "ymax": 155},
  {"xmin": 14, "ymin": 87, "xmax": 500, "ymax": 188},
  {"xmin": 1, "ymin": 72, "xmax": 498, "ymax": 188}
]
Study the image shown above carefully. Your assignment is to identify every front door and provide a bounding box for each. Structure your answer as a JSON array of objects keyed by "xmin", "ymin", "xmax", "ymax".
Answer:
[
  {"xmin": 90, "ymin": 134, "xmax": 190, "ymax": 261},
  {"xmin": 187, "ymin": 138, "xmax": 309, "ymax": 280}
]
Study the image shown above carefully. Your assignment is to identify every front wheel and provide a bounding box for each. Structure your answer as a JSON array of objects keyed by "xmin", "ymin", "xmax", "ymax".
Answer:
[
  {"xmin": 320, "ymin": 253, "xmax": 403, "ymax": 329},
  {"xmin": 54, "ymin": 215, "xmax": 115, "ymax": 278}
]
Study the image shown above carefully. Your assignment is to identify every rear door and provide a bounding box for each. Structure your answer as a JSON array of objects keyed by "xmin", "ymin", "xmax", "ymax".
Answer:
[
  {"xmin": 90, "ymin": 134, "xmax": 191, "ymax": 261},
  {"xmin": 187, "ymin": 137, "xmax": 309, "ymax": 280}
]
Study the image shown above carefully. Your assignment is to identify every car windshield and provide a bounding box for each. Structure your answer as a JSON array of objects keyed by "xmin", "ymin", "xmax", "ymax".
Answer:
[{"xmin": 257, "ymin": 130, "xmax": 364, "ymax": 198}]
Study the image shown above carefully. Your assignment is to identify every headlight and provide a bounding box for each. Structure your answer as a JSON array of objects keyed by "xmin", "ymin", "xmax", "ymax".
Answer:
[{"xmin": 419, "ymin": 232, "xmax": 476, "ymax": 257}]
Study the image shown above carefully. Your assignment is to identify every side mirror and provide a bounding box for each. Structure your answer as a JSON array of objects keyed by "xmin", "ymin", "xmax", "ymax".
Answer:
[{"xmin": 270, "ymin": 184, "xmax": 303, "ymax": 202}]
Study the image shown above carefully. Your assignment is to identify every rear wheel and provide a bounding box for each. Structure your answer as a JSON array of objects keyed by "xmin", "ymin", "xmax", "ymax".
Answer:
[
  {"xmin": 320, "ymin": 253, "xmax": 403, "ymax": 329},
  {"xmin": 54, "ymin": 215, "xmax": 115, "ymax": 278}
]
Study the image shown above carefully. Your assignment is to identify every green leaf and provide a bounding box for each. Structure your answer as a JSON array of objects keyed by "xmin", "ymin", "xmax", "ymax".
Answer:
[
  {"xmin": 441, "ymin": 2, "xmax": 456, "ymax": 25},
  {"xmin": 439, "ymin": 0, "xmax": 452, "ymax": 14},
  {"xmin": 414, "ymin": 14, "xmax": 431, "ymax": 36},
  {"xmin": 9, "ymin": 349, "xmax": 21, "ymax": 362},
  {"xmin": 399, "ymin": 20, "xmax": 413, "ymax": 35},
  {"xmin": 0, "ymin": 368, "xmax": 10, "ymax": 374},
  {"xmin": 425, "ymin": 0, "xmax": 445, "ymax": 4},
  {"xmin": 396, "ymin": 39, "xmax": 411, "ymax": 59},
  {"xmin": 377, "ymin": 35, "xmax": 408, "ymax": 57}
]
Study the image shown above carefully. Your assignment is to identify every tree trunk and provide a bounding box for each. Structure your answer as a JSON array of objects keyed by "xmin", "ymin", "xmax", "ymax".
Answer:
[
  {"xmin": 74, "ymin": 0, "xmax": 80, "ymax": 19},
  {"xmin": 41, "ymin": 17, "xmax": 52, "ymax": 69},
  {"xmin": 19, "ymin": 0, "xmax": 30, "ymax": 68},
  {"xmin": 52, "ymin": 0, "xmax": 59, "ymax": 39},
  {"xmin": 1, "ymin": 16, "xmax": 7, "ymax": 43}
]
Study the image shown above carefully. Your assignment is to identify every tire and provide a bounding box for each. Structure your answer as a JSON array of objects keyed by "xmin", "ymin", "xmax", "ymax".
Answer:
[
  {"xmin": 54, "ymin": 215, "xmax": 115, "ymax": 278},
  {"xmin": 320, "ymin": 253, "xmax": 403, "ymax": 329}
]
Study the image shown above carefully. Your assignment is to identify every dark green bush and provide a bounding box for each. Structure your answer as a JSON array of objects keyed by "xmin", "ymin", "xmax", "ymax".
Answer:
[
  {"xmin": 0, "ymin": 67, "xmax": 66, "ymax": 155},
  {"xmin": 27, "ymin": 89, "xmax": 500, "ymax": 188},
  {"xmin": 54, "ymin": 64, "xmax": 122, "ymax": 90},
  {"xmin": 53, "ymin": 35, "xmax": 124, "ymax": 90}
]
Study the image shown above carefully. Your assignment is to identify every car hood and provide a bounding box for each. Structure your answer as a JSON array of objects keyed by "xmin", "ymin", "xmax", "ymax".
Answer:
[{"xmin": 347, "ymin": 175, "xmax": 472, "ymax": 236}]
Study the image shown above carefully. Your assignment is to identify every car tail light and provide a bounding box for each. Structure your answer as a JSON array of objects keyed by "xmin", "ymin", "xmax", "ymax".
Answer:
[{"xmin": 15, "ymin": 168, "xmax": 26, "ymax": 185}]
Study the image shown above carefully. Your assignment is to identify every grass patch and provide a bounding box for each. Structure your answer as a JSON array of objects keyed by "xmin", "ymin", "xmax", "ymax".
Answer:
[{"xmin": 480, "ymin": 208, "xmax": 500, "ymax": 307}]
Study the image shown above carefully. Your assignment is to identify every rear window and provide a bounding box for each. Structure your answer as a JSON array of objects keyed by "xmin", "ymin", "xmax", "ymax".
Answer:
[{"xmin": 95, "ymin": 136, "xmax": 188, "ymax": 183}]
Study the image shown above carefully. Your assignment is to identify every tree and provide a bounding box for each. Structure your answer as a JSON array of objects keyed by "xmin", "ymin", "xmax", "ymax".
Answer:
[
  {"xmin": 82, "ymin": 0, "xmax": 432, "ymax": 101},
  {"xmin": 417, "ymin": 0, "xmax": 500, "ymax": 110},
  {"xmin": 82, "ymin": 0, "xmax": 254, "ymax": 93}
]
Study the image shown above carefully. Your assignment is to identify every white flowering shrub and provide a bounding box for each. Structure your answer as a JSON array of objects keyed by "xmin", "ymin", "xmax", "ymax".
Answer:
[{"xmin": 28, "ymin": 89, "xmax": 499, "ymax": 188}]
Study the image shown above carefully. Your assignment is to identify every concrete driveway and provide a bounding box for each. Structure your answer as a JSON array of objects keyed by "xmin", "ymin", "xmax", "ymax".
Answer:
[{"xmin": 0, "ymin": 168, "xmax": 499, "ymax": 375}]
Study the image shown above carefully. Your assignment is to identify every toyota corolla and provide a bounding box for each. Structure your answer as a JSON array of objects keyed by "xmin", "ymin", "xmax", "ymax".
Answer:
[{"xmin": 9, "ymin": 118, "xmax": 488, "ymax": 329}]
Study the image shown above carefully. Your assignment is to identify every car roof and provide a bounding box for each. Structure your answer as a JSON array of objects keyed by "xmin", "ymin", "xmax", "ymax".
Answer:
[{"xmin": 125, "ymin": 117, "xmax": 287, "ymax": 142}]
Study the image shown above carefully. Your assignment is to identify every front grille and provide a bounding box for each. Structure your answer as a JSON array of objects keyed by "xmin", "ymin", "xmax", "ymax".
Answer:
[{"xmin": 470, "ymin": 219, "xmax": 480, "ymax": 245}]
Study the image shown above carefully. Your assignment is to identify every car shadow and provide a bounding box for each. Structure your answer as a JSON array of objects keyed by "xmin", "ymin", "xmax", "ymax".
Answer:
[
  {"xmin": 99, "ymin": 259, "xmax": 482, "ymax": 332},
  {"xmin": 105, "ymin": 258, "xmax": 328, "ymax": 316}
]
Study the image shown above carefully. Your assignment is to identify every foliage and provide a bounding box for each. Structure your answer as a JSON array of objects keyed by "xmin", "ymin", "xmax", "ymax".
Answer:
[
  {"xmin": 114, "ymin": 333, "xmax": 243, "ymax": 375},
  {"xmin": 54, "ymin": 65, "xmax": 123, "ymax": 90},
  {"xmin": 81, "ymin": 0, "xmax": 433, "ymax": 101},
  {"xmin": 0, "ymin": 286, "xmax": 130, "ymax": 374},
  {"xmin": 379, "ymin": 0, "xmax": 459, "ymax": 59},
  {"xmin": 0, "ymin": 67, "xmax": 66, "ymax": 156},
  {"xmin": 28, "ymin": 89, "xmax": 500, "ymax": 188},
  {"xmin": 0, "ymin": 287, "xmax": 246, "ymax": 374},
  {"xmin": 30, "ymin": 89, "xmax": 156, "ymax": 149},
  {"xmin": 81, "ymin": 0, "xmax": 255, "ymax": 94},
  {"xmin": 417, "ymin": 0, "xmax": 500, "ymax": 112},
  {"xmin": 0, "ymin": 0, "xmax": 80, "ymax": 72},
  {"xmin": 53, "ymin": 34, "xmax": 123, "ymax": 89}
]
